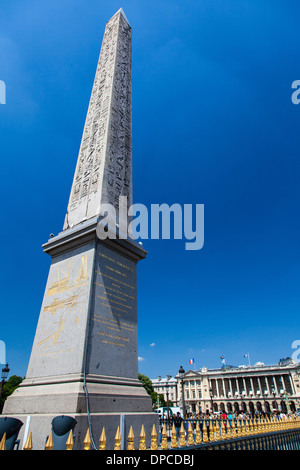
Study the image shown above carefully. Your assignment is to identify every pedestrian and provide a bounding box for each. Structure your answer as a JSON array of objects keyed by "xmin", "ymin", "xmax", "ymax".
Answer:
[
  {"xmin": 221, "ymin": 411, "xmax": 228, "ymax": 433},
  {"xmin": 173, "ymin": 412, "xmax": 182, "ymax": 439}
]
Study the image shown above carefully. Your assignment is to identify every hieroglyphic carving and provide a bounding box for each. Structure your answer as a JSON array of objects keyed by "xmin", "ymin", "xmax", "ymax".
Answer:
[{"xmin": 64, "ymin": 10, "xmax": 132, "ymax": 229}]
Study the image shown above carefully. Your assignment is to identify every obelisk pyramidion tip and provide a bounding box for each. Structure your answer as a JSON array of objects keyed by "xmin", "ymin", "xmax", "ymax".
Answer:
[{"xmin": 115, "ymin": 8, "xmax": 130, "ymax": 26}]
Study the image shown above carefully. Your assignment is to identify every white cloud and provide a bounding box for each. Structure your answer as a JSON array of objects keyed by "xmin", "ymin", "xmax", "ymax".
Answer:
[
  {"xmin": 150, "ymin": 343, "xmax": 156, "ymax": 347},
  {"xmin": 138, "ymin": 356, "xmax": 145, "ymax": 362}
]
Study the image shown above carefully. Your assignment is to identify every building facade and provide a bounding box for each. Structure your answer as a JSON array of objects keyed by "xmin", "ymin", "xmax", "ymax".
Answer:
[
  {"xmin": 151, "ymin": 375, "xmax": 178, "ymax": 406},
  {"xmin": 152, "ymin": 361, "xmax": 300, "ymax": 415}
]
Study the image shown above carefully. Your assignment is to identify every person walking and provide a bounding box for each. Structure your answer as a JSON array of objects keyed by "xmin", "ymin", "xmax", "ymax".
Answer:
[
  {"xmin": 173, "ymin": 412, "xmax": 183, "ymax": 439},
  {"xmin": 221, "ymin": 411, "xmax": 228, "ymax": 434}
]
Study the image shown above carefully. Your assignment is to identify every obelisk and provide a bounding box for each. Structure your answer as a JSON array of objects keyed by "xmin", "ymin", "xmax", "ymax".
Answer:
[
  {"xmin": 4, "ymin": 9, "xmax": 158, "ymax": 450},
  {"xmin": 63, "ymin": 7, "xmax": 132, "ymax": 231}
]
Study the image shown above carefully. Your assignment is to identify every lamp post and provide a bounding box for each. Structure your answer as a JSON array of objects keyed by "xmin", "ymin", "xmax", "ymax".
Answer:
[
  {"xmin": 0, "ymin": 363, "xmax": 10, "ymax": 403},
  {"xmin": 178, "ymin": 366, "xmax": 186, "ymax": 418},
  {"xmin": 165, "ymin": 375, "xmax": 171, "ymax": 426}
]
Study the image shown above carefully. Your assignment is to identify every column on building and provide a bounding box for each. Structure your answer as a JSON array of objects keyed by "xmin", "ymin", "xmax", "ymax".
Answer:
[
  {"xmin": 235, "ymin": 378, "xmax": 240, "ymax": 396},
  {"xmin": 215, "ymin": 378, "xmax": 220, "ymax": 398},
  {"xmin": 222, "ymin": 378, "xmax": 226, "ymax": 397},
  {"xmin": 242, "ymin": 377, "xmax": 247, "ymax": 397},
  {"xmin": 266, "ymin": 375, "xmax": 272, "ymax": 395},
  {"xmin": 229, "ymin": 378, "xmax": 233, "ymax": 397}
]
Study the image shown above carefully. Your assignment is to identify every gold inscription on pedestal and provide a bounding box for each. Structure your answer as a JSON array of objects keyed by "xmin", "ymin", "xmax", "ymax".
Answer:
[
  {"xmin": 44, "ymin": 295, "xmax": 78, "ymax": 315},
  {"xmin": 47, "ymin": 261, "xmax": 71, "ymax": 296},
  {"xmin": 47, "ymin": 255, "xmax": 88, "ymax": 296},
  {"xmin": 96, "ymin": 270, "xmax": 135, "ymax": 290},
  {"xmin": 94, "ymin": 248, "xmax": 137, "ymax": 350},
  {"xmin": 37, "ymin": 316, "xmax": 65, "ymax": 347}
]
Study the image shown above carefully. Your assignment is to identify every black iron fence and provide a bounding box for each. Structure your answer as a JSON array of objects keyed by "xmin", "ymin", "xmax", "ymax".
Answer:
[{"xmin": 157, "ymin": 415, "xmax": 300, "ymax": 450}]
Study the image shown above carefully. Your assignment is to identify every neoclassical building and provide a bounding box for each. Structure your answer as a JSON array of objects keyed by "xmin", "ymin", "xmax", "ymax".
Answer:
[
  {"xmin": 151, "ymin": 375, "xmax": 177, "ymax": 406},
  {"xmin": 152, "ymin": 360, "xmax": 300, "ymax": 415}
]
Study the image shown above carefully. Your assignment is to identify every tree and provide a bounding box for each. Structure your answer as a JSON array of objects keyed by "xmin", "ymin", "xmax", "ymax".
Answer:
[
  {"xmin": 0, "ymin": 375, "xmax": 23, "ymax": 413},
  {"xmin": 138, "ymin": 373, "xmax": 162, "ymax": 407},
  {"xmin": 138, "ymin": 373, "xmax": 154, "ymax": 396}
]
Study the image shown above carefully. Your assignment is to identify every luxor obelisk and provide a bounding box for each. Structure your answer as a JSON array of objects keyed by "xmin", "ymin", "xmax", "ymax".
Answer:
[{"xmin": 4, "ymin": 9, "xmax": 158, "ymax": 450}]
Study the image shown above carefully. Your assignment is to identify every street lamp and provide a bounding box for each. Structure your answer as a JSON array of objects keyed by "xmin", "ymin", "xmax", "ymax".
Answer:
[
  {"xmin": 1, "ymin": 364, "xmax": 10, "ymax": 380},
  {"xmin": 0, "ymin": 363, "xmax": 10, "ymax": 402},
  {"xmin": 178, "ymin": 366, "xmax": 186, "ymax": 418},
  {"xmin": 165, "ymin": 375, "xmax": 171, "ymax": 425}
]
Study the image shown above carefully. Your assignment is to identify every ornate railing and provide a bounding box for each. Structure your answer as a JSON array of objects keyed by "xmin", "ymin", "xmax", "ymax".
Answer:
[{"xmin": 0, "ymin": 415, "xmax": 299, "ymax": 450}]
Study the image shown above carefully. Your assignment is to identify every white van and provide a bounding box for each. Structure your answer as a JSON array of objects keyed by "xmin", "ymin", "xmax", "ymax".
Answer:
[{"xmin": 154, "ymin": 406, "xmax": 183, "ymax": 418}]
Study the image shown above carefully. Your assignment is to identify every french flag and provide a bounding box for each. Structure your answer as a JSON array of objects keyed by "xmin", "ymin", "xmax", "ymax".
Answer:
[{"xmin": 189, "ymin": 358, "xmax": 194, "ymax": 365}]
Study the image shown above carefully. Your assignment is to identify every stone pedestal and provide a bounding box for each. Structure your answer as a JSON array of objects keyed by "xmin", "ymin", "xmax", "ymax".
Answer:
[{"xmin": 3, "ymin": 219, "xmax": 158, "ymax": 449}]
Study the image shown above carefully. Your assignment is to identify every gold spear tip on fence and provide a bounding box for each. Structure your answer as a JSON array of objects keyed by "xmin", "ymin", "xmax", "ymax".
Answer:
[
  {"xmin": 114, "ymin": 426, "xmax": 121, "ymax": 450},
  {"xmin": 0, "ymin": 433, "xmax": 6, "ymax": 450},
  {"xmin": 45, "ymin": 430, "xmax": 53, "ymax": 450},
  {"xmin": 151, "ymin": 424, "xmax": 158, "ymax": 450},
  {"xmin": 83, "ymin": 428, "xmax": 91, "ymax": 450},
  {"xmin": 161, "ymin": 423, "xmax": 168, "ymax": 450},
  {"xmin": 180, "ymin": 421, "xmax": 187, "ymax": 447},
  {"xmin": 99, "ymin": 427, "xmax": 107, "ymax": 450},
  {"xmin": 23, "ymin": 431, "xmax": 33, "ymax": 450},
  {"xmin": 65, "ymin": 429, "xmax": 74, "ymax": 450},
  {"xmin": 127, "ymin": 426, "xmax": 135, "ymax": 450},
  {"xmin": 139, "ymin": 424, "xmax": 147, "ymax": 450}
]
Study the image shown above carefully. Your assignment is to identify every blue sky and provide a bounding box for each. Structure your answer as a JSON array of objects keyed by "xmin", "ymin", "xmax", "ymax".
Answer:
[{"xmin": 0, "ymin": 0, "xmax": 300, "ymax": 381}]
